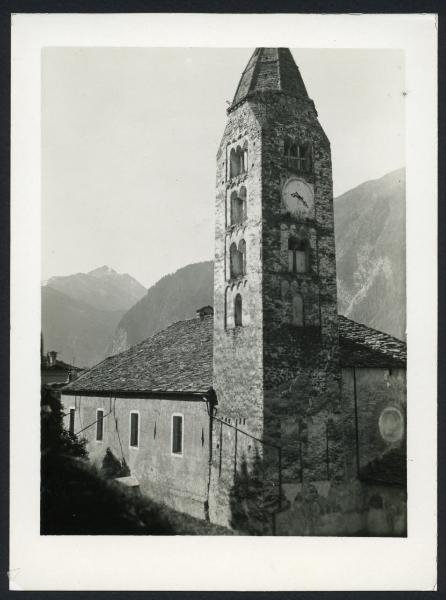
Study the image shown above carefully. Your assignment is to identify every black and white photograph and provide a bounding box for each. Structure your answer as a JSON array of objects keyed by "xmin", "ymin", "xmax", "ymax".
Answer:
[
  {"xmin": 10, "ymin": 13, "xmax": 437, "ymax": 590},
  {"xmin": 40, "ymin": 45, "xmax": 408, "ymax": 537}
]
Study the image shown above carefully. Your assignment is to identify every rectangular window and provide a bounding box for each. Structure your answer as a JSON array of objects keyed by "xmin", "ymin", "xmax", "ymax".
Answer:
[
  {"xmin": 69, "ymin": 408, "xmax": 75, "ymax": 435},
  {"xmin": 96, "ymin": 409, "xmax": 104, "ymax": 442},
  {"xmin": 130, "ymin": 412, "xmax": 139, "ymax": 448},
  {"xmin": 172, "ymin": 415, "xmax": 183, "ymax": 455}
]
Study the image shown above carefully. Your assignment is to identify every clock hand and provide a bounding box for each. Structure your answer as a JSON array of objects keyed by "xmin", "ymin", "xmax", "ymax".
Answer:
[{"xmin": 290, "ymin": 191, "xmax": 308, "ymax": 208}]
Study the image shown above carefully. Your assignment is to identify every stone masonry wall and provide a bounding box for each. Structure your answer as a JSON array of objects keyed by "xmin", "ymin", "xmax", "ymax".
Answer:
[
  {"xmin": 210, "ymin": 102, "xmax": 265, "ymax": 525},
  {"xmin": 341, "ymin": 367, "xmax": 407, "ymax": 478},
  {"xmin": 210, "ymin": 74, "xmax": 404, "ymax": 534},
  {"xmin": 210, "ymin": 91, "xmax": 346, "ymax": 531},
  {"xmin": 274, "ymin": 478, "xmax": 407, "ymax": 536},
  {"xmin": 258, "ymin": 94, "xmax": 344, "ymax": 492},
  {"xmin": 273, "ymin": 367, "xmax": 407, "ymax": 535}
]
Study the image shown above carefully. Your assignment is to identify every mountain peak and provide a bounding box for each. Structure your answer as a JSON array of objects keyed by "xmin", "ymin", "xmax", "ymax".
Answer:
[
  {"xmin": 88, "ymin": 265, "xmax": 118, "ymax": 277},
  {"xmin": 45, "ymin": 266, "xmax": 146, "ymax": 313}
]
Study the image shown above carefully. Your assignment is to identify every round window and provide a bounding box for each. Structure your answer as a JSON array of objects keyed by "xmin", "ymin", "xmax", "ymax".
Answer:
[{"xmin": 378, "ymin": 406, "xmax": 404, "ymax": 443}]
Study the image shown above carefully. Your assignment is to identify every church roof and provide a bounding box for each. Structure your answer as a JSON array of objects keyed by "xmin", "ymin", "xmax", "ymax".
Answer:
[
  {"xmin": 64, "ymin": 315, "xmax": 214, "ymax": 396},
  {"xmin": 337, "ymin": 316, "xmax": 406, "ymax": 369},
  {"xmin": 63, "ymin": 314, "xmax": 406, "ymax": 396},
  {"xmin": 229, "ymin": 48, "xmax": 310, "ymax": 112}
]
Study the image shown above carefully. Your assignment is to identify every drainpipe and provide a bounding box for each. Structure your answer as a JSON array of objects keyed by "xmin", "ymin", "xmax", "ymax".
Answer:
[
  {"xmin": 234, "ymin": 423, "xmax": 238, "ymax": 477},
  {"xmin": 353, "ymin": 367, "xmax": 361, "ymax": 478},
  {"xmin": 278, "ymin": 446, "xmax": 282, "ymax": 511},
  {"xmin": 204, "ymin": 387, "xmax": 218, "ymax": 521}
]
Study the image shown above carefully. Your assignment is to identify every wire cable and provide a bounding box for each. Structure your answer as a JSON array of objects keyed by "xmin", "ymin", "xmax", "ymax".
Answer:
[
  {"xmin": 74, "ymin": 408, "xmax": 112, "ymax": 436},
  {"xmin": 112, "ymin": 398, "xmax": 126, "ymax": 462}
]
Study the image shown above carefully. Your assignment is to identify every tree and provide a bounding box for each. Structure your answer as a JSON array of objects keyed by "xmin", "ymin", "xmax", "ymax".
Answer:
[{"xmin": 41, "ymin": 384, "xmax": 87, "ymax": 459}]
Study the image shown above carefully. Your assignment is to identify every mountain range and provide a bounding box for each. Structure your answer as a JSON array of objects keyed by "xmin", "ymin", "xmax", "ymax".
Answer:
[
  {"xmin": 106, "ymin": 261, "xmax": 214, "ymax": 357},
  {"xmin": 45, "ymin": 265, "xmax": 146, "ymax": 312},
  {"xmin": 42, "ymin": 266, "xmax": 146, "ymax": 367},
  {"xmin": 334, "ymin": 168, "xmax": 405, "ymax": 340},
  {"xmin": 42, "ymin": 168, "xmax": 406, "ymax": 366}
]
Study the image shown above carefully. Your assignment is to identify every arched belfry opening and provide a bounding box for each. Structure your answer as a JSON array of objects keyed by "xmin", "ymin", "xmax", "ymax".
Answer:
[
  {"xmin": 229, "ymin": 242, "xmax": 239, "ymax": 278},
  {"xmin": 229, "ymin": 146, "xmax": 247, "ymax": 179},
  {"xmin": 284, "ymin": 138, "xmax": 313, "ymax": 173},
  {"xmin": 230, "ymin": 148, "xmax": 239, "ymax": 178},
  {"xmin": 234, "ymin": 293, "xmax": 243, "ymax": 327},
  {"xmin": 230, "ymin": 240, "xmax": 246, "ymax": 279},
  {"xmin": 238, "ymin": 239, "xmax": 246, "ymax": 275},
  {"xmin": 230, "ymin": 186, "xmax": 247, "ymax": 226}
]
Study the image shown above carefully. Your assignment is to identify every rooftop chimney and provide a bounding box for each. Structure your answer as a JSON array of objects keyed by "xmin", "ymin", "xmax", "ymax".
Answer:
[
  {"xmin": 196, "ymin": 306, "xmax": 214, "ymax": 319},
  {"xmin": 68, "ymin": 369, "xmax": 78, "ymax": 382},
  {"xmin": 47, "ymin": 351, "xmax": 57, "ymax": 367}
]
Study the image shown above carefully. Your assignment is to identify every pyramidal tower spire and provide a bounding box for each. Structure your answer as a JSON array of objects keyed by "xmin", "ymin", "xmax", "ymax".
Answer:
[{"xmin": 229, "ymin": 48, "xmax": 311, "ymax": 113}]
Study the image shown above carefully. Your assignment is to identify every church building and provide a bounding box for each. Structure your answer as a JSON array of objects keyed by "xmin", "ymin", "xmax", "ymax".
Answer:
[{"xmin": 61, "ymin": 48, "xmax": 407, "ymax": 536}]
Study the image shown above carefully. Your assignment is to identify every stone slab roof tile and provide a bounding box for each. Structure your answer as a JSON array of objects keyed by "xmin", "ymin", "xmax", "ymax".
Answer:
[
  {"xmin": 65, "ymin": 315, "xmax": 213, "ymax": 395},
  {"xmin": 338, "ymin": 315, "xmax": 406, "ymax": 368},
  {"xmin": 230, "ymin": 48, "xmax": 309, "ymax": 112},
  {"xmin": 64, "ymin": 314, "xmax": 406, "ymax": 395}
]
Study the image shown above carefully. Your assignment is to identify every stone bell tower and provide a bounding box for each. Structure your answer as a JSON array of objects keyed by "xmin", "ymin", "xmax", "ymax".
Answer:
[{"xmin": 210, "ymin": 48, "xmax": 345, "ymax": 530}]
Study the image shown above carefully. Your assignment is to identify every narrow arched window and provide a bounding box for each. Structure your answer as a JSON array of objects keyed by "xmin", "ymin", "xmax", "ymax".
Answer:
[
  {"xmin": 231, "ymin": 190, "xmax": 245, "ymax": 226},
  {"xmin": 230, "ymin": 191, "xmax": 239, "ymax": 225},
  {"xmin": 292, "ymin": 293, "xmax": 304, "ymax": 326},
  {"xmin": 224, "ymin": 287, "xmax": 230, "ymax": 329},
  {"xmin": 230, "ymin": 148, "xmax": 240, "ymax": 178},
  {"xmin": 230, "ymin": 242, "xmax": 239, "ymax": 278},
  {"xmin": 230, "ymin": 240, "xmax": 246, "ymax": 279},
  {"xmin": 243, "ymin": 149, "xmax": 248, "ymax": 173},
  {"xmin": 234, "ymin": 294, "xmax": 243, "ymax": 327},
  {"xmin": 236, "ymin": 147, "xmax": 244, "ymax": 174},
  {"xmin": 288, "ymin": 237, "xmax": 309, "ymax": 273},
  {"xmin": 239, "ymin": 186, "xmax": 247, "ymax": 221},
  {"xmin": 238, "ymin": 239, "xmax": 246, "ymax": 275},
  {"xmin": 230, "ymin": 144, "xmax": 248, "ymax": 178}
]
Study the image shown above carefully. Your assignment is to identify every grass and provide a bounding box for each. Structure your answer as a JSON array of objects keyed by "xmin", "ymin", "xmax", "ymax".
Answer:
[{"xmin": 41, "ymin": 453, "xmax": 233, "ymax": 536}]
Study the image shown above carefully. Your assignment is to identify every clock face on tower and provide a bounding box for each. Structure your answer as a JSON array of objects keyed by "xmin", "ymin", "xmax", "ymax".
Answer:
[{"xmin": 282, "ymin": 178, "xmax": 314, "ymax": 218}]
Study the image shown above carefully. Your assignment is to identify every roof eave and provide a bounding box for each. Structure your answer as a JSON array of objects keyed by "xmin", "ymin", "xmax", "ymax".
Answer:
[{"xmin": 61, "ymin": 388, "xmax": 210, "ymax": 401}]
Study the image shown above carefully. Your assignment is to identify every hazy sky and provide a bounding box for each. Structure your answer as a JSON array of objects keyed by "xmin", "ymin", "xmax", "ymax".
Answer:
[{"xmin": 42, "ymin": 47, "xmax": 404, "ymax": 288}]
